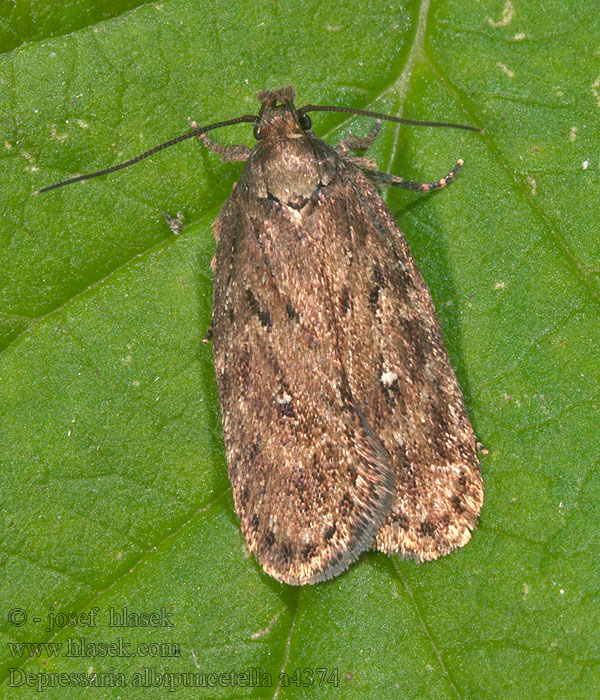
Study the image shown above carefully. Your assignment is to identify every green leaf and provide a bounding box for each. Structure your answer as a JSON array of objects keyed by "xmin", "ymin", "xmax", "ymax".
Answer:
[
  {"xmin": 0, "ymin": 0, "xmax": 145, "ymax": 54},
  {"xmin": 1, "ymin": 0, "xmax": 598, "ymax": 698}
]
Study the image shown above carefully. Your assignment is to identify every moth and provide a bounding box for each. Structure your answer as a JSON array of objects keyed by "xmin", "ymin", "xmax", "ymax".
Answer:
[{"xmin": 38, "ymin": 86, "xmax": 484, "ymax": 585}]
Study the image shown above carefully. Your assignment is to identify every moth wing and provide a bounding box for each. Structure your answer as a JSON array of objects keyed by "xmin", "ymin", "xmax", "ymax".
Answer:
[
  {"xmin": 325, "ymin": 161, "xmax": 484, "ymax": 561},
  {"xmin": 211, "ymin": 186, "xmax": 395, "ymax": 585}
]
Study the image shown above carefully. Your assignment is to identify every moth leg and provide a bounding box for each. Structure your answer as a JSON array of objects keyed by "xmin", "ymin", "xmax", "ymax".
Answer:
[
  {"xmin": 336, "ymin": 121, "xmax": 382, "ymax": 156},
  {"xmin": 476, "ymin": 440, "xmax": 490, "ymax": 456},
  {"xmin": 162, "ymin": 210, "xmax": 184, "ymax": 235},
  {"xmin": 358, "ymin": 158, "xmax": 464, "ymax": 192},
  {"xmin": 191, "ymin": 122, "xmax": 252, "ymax": 162}
]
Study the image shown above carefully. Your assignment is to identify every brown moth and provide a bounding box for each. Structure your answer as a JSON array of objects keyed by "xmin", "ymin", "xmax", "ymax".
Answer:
[
  {"xmin": 209, "ymin": 87, "xmax": 483, "ymax": 584},
  {"xmin": 38, "ymin": 86, "xmax": 484, "ymax": 585}
]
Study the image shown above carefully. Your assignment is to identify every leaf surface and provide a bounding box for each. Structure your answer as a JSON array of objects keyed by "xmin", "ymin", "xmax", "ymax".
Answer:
[{"xmin": 1, "ymin": 1, "xmax": 598, "ymax": 697}]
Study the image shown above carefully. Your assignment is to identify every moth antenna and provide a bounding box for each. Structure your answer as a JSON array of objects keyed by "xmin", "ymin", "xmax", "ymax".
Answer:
[
  {"xmin": 35, "ymin": 114, "xmax": 259, "ymax": 194},
  {"xmin": 299, "ymin": 104, "xmax": 483, "ymax": 133}
]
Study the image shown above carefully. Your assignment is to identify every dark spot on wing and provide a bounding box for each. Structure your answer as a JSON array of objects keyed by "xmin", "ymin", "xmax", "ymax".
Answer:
[
  {"xmin": 419, "ymin": 520, "xmax": 436, "ymax": 537},
  {"xmin": 312, "ymin": 454, "xmax": 327, "ymax": 486},
  {"xmin": 368, "ymin": 263, "xmax": 386, "ymax": 311},
  {"xmin": 279, "ymin": 541, "xmax": 293, "ymax": 561},
  {"xmin": 340, "ymin": 286, "xmax": 350, "ymax": 314},
  {"xmin": 340, "ymin": 492, "xmax": 353, "ymax": 517},
  {"xmin": 394, "ymin": 513, "xmax": 409, "ymax": 531},
  {"xmin": 286, "ymin": 300, "xmax": 298, "ymax": 321},
  {"xmin": 324, "ymin": 524, "xmax": 337, "ymax": 541},
  {"xmin": 301, "ymin": 542, "xmax": 319, "ymax": 561},
  {"xmin": 287, "ymin": 194, "xmax": 309, "ymax": 210},
  {"xmin": 249, "ymin": 436, "xmax": 261, "ymax": 461},
  {"xmin": 246, "ymin": 289, "xmax": 272, "ymax": 328},
  {"xmin": 277, "ymin": 398, "xmax": 294, "ymax": 417},
  {"xmin": 428, "ymin": 402, "xmax": 455, "ymax": 461},
  {"xmin": 368, "ymin": 285, "xmax": 380, "ymax": 310},
  {"xmin": 451, "ymin": 495, "xmax": 464, "ymax": 514}
]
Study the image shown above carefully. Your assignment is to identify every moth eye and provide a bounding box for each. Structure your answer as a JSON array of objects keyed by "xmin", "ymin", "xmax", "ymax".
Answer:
[
  {"xmin": 298, "ymin": 113, "xmax": 312, "ymax": 131},
  {"xmin": 253, "ymin": 125, "xmax": 264, "ymax": 140}
]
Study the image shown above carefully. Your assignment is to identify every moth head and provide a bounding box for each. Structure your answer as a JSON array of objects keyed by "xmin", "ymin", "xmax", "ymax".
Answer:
[
  {"xmin": 254, "ymin": 86, "xmax": 312, "ymax": 141},
  {"xmin": 35, "ymin": 87, "xmax": 480, "ymax": 195}
]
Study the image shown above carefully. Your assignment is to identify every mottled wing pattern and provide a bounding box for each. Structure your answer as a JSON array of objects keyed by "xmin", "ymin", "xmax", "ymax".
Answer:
[
  {"xmin": 317, "ymin": 155, "xmax": 484, "ymax": 561},
  {"xmin": 211, "ymin": 171, "xmax": 396, "ymax": 585}
]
